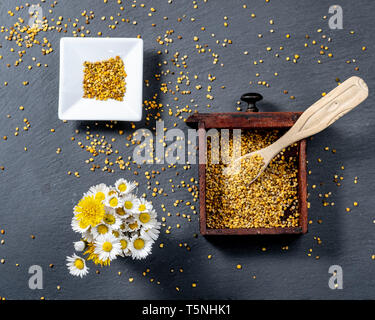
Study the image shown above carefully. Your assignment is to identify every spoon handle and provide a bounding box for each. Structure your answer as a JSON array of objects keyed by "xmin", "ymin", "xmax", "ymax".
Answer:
[{"xmin": 265, "ymin": 76, "xmax": 368, "ymax": 157}]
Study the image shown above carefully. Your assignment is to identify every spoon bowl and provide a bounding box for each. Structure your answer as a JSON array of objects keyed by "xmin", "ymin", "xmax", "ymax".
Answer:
[{"xmin": 223, "ymin": 76, "xmax": 369, "ymax": 182}]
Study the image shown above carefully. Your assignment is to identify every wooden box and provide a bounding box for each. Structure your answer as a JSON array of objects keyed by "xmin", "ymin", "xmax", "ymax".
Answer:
[{"xmin": 187, "ymin": 106, "xmax": 308, "ymax": 235}]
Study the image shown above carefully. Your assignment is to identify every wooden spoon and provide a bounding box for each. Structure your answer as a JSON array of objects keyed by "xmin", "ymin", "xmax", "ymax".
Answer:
[{"xmin": 223, "ymin": 76, "xmax": 369, "ymax": 180}]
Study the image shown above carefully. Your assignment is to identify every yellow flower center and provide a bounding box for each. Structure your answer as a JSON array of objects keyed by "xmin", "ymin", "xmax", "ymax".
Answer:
[
  {"xmin": 116, "ymin": 207, "xmax": 126, "ymax": 216},
  {"xmin": 95, "ymin": 192, "xmax": 106, "ymax": 202},
  {"xmin": 118, "ymin": 183, "xmax": 127, "ymax": 192},
  {"xmin": 124, "ymin": 201, "xmax": 133, "ymax": 210},
  {"xmin": 97, "ymin": 224, "xmax": 108, "ymax": 234},
  {"xmin": 134, "ymin": 238, "xmax": 145, "ymax": 250},
  {"xmin": 109, "ymin": 197, "xmax": 118, "ymax": 207},
  {"xmin": 74, "ymin": 259, "xmax": 84, "ymax": 270},
  {"xmin": 102, "ymin": 242, "xmax": 113, "ymax": 252},
  {"xmin": 104, "ymin": 214, "xmax": 116, "ymax": 225},
  {"xmin": 120, "ymin": 239, "xmax": 128, "ymax": 250},
  {"xmin": 138, "ymin": 204, "xmax": 146, "ymax": 212},
  {"xmin": 112, "ymin": 230, "xmax": 120, "ymax": 237},
  {"xmin": 139, "ymin": 212, "xmax": 151, "ymax": 224},
  {"xmin": 129, "ymin": 221, "xmax": 138, "ymax": 230},
  {"xmin": 108, "ymin": 190, "xmax": 117, "ymax": 196},
  {"xmin": 75, "ymin": 195, "xmax": 105, "ymax": 227}
]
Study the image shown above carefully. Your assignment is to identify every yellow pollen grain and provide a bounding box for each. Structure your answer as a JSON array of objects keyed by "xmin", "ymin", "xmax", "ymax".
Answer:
[
  {"xmin": 206, "ymin": 130, "xmax": 299, "ymax": 229},
  {"xmin": 83, "ymin": 56, "xmax": 127, "ymax": 101}
]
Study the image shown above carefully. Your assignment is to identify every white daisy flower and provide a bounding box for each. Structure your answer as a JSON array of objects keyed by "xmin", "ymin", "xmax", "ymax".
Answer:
[
  {"xmin": 66, "ymin": 254, "xmax": 89, "ymax": 278},
  {"xmin": 91, "ymin": 223, "xmax": 112, "ymax": 239},
  {"xmin": 105, "ymin": 193, "xmax": 123, "ymax": 209},
  {"xmin": 94, "ymin": 234, "xmax": 122, "ymax": 262},
  {"xmin": 140, "ymin": 222, "xmax": 161, "ymax": 241},
  {"xmin": 135, "ymin": 198, "xmax": 153, "ymax": 213},
  {"xmin": 87, "ymin": 183, "xmax": 110, "ymax": 203},
  {"xmin": 115, "ymin": 206, "xmax": 131, "ymax": 219},
  {"xmin": 111, "ymin": 229, "xmax": 122, "ymax": 238},
  {"xmin": 107, "ymin": 187, "xmax": 118, "ymax": 198},
  {"xmin": 71, "ymin": 217, "xmax": 90, "ymax": 234},
  {"xmin": 74, "ymin": 240, "xmax": 86, "ymax": 252},
  {"xmin": 135, "ymin": 209, "xmax": 158, "ymax": 229},
  {"xmin": 82, "ymin": 229, "xmax": 94, "ymax": 242},
  {"xmin": 119, "ymin": 222, "xmax": 127, "ymax": 233},
  {"xmin": 118, "ymin": 236, "xmax": 132, "ymax": 257},
  {"xmin": 129, "ymin": 236, "xmax": 153, "ymax": 260},
  {"xmin": 103, "ymin": 211, "xmax": 122, "ymax": 230},
  {"xmin": 122, "ymin": 194, "xmax": 139, "ymax": 214},
  {"xmin": 123, "ymin": 217, "xmax": 140, "ymax": 232},
  {"xmin": 115, "ymin": 178, "xmax": 136, "ymax": 195}
]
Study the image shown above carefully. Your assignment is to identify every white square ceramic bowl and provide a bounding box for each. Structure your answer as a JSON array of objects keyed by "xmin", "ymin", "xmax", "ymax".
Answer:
[{"xmin": 58, "ymin": 37, "xmax": 143, "ymax": 121}]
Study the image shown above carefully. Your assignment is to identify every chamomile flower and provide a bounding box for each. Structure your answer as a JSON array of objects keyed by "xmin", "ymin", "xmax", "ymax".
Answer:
[
  {"xmin": 140, "ymin": 222, "xmax": 161, "ymax": 241},
  {"xmin": 105, "ymin": 193, "xmax": 123, "ymax": 209},
  {"xmin": 122, "ymin": 194, "xmax": 139, "ymax": 214},
  {"xmin": 119, "ymin": 236, "xmax": 132, "ymax": 257},
  {"xmin": 135, "ymin": 198, "xmax": 153, "ymax": 213},
  {"xmin": 66, "ymin": 254, "xmax": 89, "ymax": 278},
  {"xmin": 82, "ymin": 230, "xmax": 94, "ymax": 243},
  {"xmin": 115, "ymin": 206, "xmax": 131, "ymax": 219},
  {"xmin": 69, "ymin": 180, "xmax": 161, "ymax": 275},
  {"xmin": 135, "ymin": 209, "xmax": 158, "ymax": 228},
  {"xmin": 129, "ymin": 236, "xmax": 153, "ymax": 260},
  {"xmin": 103, "ymin": 211, "xmax": 122, "ymax": 230},
  {"xmin": 115, "ymin": 178, "xmax": 136, "ymax": 195},
  {"xmin": 107, "ymin": 187, "xmax": 118, "ymax": 197},
  {"xmin": 74, "ymin": 240, "xmax": 86, "ymax": 252},
  {"xmin": 71, "ymin": 216, "xmax": 90, "ymax": 234},
  {"xmin": 123, "ymin": 217, "xmax": 140, "ymax": 232},
  {"xmin": 94, "ymin": 234, "xmax": 122, "ymax": 262},
  {"xmin": 74, "ymin": 195, "xmax": 105, "ymax": 227},
  {"xmin": 91, "ymin": 223, "xmax": 112, "ymax": 239},
  {"xmin": 119, "ymin": 222, "xmax": 127, "ymax": 233},
  {"xmin": 111, "ymin": 229, "xmax": 121, "ymax": 238},
  {"xmin": 88, "ymin": 183, "xmax": 110, "ymax": 203},
  {"xmin": 84, "ymin": 242, "xmax": 111, "ymax": 266}
]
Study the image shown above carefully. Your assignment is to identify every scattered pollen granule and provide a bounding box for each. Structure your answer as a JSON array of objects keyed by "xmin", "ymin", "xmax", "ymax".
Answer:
[
  {"xmin": 206, "ymin": 130, "xmax": 299, "ymax": 229},
  {"xmin": 83, "ymin": 56, "xmax": 127, "ymax": 101}
]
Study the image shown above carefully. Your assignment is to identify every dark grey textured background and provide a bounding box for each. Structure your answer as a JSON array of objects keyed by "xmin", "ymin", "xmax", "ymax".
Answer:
[{"xmin": 0, "ymin": 0, "xmax": 374, "ymax": 300}]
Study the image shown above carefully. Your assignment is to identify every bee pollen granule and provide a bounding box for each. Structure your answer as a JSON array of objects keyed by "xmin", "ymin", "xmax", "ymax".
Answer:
[
  {"xmin": 83, "ymin": 56, "xmax": 127, "ymax": 101},
  {"xmin": 206, "ymin": 130, "xmax": 299, "ymax": 229}
]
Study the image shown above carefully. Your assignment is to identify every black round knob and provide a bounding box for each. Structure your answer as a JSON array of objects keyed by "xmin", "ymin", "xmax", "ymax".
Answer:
[{"xmin": 240, "ymin": 93, "xmax": 263, "ymax": 112}]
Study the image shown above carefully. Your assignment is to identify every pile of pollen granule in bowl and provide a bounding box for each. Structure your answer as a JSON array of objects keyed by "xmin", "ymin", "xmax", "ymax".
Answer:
[
  {"xmin": 206, "ymin": 130, "xmax": 299, "ymax": 229},
  {"xmin": 83, "ymin": 56, "xmax": 127, "ymax": 101}
]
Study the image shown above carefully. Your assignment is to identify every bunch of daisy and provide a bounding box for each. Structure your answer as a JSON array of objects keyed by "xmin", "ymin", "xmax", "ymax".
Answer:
[{"xmin": 66, "ymin": 179, "xmax": 160, "ymax": 278}]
